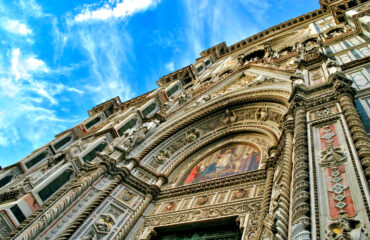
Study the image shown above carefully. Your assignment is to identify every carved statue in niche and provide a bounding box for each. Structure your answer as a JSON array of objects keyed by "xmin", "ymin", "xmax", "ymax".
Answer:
[
  {"xmin": 327, "ymin": 28, "xmax": 344, "ymax": 38},
  {"xmin": 256, "ymin": 107, "xmax": 269, "ymax": 121},
  {"xmin": 116, "ymin": 120, "xmax": 159, "ymax": 152},
  {"xmin": 304, "ymin": 38, "xmax": 319, "ymax": 51},
  {"xmin": 185, "ymin": 128, "xmax": 201, "ymax": 142},
  {"xmin": 222, "ymin": 109, "xmax": 237, "ymax": 125},
  {"xmin": 264, "ymin": 44, "xmax": 274, "ymax": 61}
]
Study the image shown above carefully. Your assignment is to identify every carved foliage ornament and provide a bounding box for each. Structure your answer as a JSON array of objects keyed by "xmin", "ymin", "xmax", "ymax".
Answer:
[{"xmin": 144, "ymin": 201, "xmax": 260, "ymax": 227}]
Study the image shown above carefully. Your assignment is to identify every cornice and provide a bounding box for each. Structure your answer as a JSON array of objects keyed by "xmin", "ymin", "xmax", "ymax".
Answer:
[{"xmin": 156, "ymin": 169, "xmax": 266, "ymax": 200}]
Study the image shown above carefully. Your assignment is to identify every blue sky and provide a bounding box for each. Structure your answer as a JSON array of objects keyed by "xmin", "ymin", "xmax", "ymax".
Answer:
[{"xmin": 0, "ymin": 0, "xmax": 319, "ymax": 167}]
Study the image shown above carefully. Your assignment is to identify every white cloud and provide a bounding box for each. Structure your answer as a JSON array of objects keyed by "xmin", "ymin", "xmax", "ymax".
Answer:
[
  {"xmin": 180, "ymin": 0, "xmax": 262, "ymax": 67},
  {"xmin": 68, "ymin": 21, "xmax": 136, "ymax": 103},
  {"xmin": 0, "ymin": 133, "xmax": 8, "ymax": 147},
  {"xmin": 0, "ymin": 47, "xmax": 85, "ymax": 151},
  {"xmin": 165, "ymin": 62, "xmax": 175, "ymax": 72},
  {"xmin": 1, "ymin": 19, "xmax": 32, "ymax": 35},
  {"xmin": 19, "ymin": 0, "xmax": 44, "ymax": 17},
  {"xmin": 10, "ymin": 48, "xmax": 49, "ymax": 82},
  {"xmin": 74, "ymin": 0, "xmax": 161, "ymax": 22}
]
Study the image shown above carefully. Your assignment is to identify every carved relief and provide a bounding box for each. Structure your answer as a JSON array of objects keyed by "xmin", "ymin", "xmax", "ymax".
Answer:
[
  {"xmin": 318, "ymin": 124, "xmax": 355, "ymax": 219},
  {"xmin": 145, "ymin": 201, "xmax": 260, "ymax": 227},
  {"xmin": 256, "ymin": 107, "xmax": 269, "ymax": 121},
  {"xmin": 150, "ymin": 149, "xmax": 170, "ymax": 168},
  {"xmin": 194, "ymin": 195, "xmax": 209, "ymax": 207},
  {"xmin": 231, "ymin": 188, "xmax": 249, "ymax": 200},
  {"xmin": 222, "ymin": 109, "xmax": 237, "ymax": 125},
  {"xmin": 185, "ymin": 128, "xmax": 201, "ymax": 142},
  {"xmin": 114, "ymin": 120, "xmax": 159, "ymax": 153},
  {"xmin": 309, "ymin": 105, "xmax": 338, "ymax": 121},
  {"xmin": 326, "ymin": 215, "xmax": 368, "ymax": 239}
]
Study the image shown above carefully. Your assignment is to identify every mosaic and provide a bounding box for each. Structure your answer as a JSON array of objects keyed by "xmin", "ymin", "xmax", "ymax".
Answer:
[{"xmin": 181, "ymin": 143, "xmax": 261, "ymax": 185}]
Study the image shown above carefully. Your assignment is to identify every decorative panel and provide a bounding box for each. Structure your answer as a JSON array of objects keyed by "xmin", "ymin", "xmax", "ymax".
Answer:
[
  {"xmin": 347, "ymin": 67, "xmax": 370, "ymax": 90},
  {"xmin": 110, "ymin": 184, "xmax": 144, "ymax": 209},
  {"xmin": 311, "ymin": 119, "xmax": 370, "ymax": 239},
  {"xmin": 309, "ymin": 67, "xmax": 325, "ymax": 86},
  {"xmin": 38, "ymin": 176, "xmax": 113, "ymax": 240}
]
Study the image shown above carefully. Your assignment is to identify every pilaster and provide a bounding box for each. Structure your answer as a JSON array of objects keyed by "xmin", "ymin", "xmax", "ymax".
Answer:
[{"xmin": 338, "ymin": 93, "xmax": 370, "ymax": 185}]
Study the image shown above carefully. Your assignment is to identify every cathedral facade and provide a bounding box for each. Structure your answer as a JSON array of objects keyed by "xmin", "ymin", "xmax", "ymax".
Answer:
[{"xmin": 1, "ymin": 0, "xmax": 369, "ymax": 239}]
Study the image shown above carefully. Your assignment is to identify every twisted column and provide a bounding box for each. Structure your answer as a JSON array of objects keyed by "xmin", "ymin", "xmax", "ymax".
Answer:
[
  {"xmin": 114, "ymin": 193, "xmax": 153, "ymax": 240},
  {"xmin": 58, "ymin": 173, "xmax": 124, "ymax": 239},
  {"xmin": 339, "ymin": 93, "xmax": 370, "ymax": 185},
  {"xmin": 291, "ymin": 107, "xmax": 311, "ymax": 240},
  {"xmin": 255, "ymin": 165, "xmax": 275, "ymax": 239},
  {"xmin": 275, "ymin": 118, "xmax": 294, "ymax": 240},
  {"xmin": 15, "ymin": 166, "xmax": 106, "ymax": 240}
]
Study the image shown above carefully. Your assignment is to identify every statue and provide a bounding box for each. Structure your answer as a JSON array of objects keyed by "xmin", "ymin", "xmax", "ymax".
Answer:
[
  {"xmin": 116, "ymin": 120, "xmax": 159, "ymax": 153},
  {"xmin": 290, "ymin": 70, "xmax": 305, "ymax": 86},
  {"xmin": 304, "ymin": 39, "xmax": 318, "ymax": 51},
  {"xmin": 178, "ymin": 91, "xmax": 192, "ymax": 105},
  {"xmin": 326, "ymin": 58, "xmax": 342, "ymax": 76},
  {"xmin": 256, "ymin": 107, "xmax": 269, "ymax": 121}
]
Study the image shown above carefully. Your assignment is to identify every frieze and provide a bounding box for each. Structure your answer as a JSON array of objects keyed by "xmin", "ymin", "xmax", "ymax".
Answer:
[
  {"xmin": 308, "ymin": 105, "xmax": 339, "ymax": 122},
  {"xmin": 144, "ymin": 199, "xmax": 261, "ymax": 227},
  {"xmin": 150, "ymin": 180, "xmax": 264, "ymax": 217}
]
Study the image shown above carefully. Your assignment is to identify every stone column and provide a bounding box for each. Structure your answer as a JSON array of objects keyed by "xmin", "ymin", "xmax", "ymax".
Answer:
[
  {"xmin": 338, "ymin": 93, "xmax": 370, "ymax": 185},
  {"xmin": 290, "ymin": 107, "xmax": 311, "ymax": 240},
  {"xmin": 254, "ymin": 151, "xmax": 276, "ymax": 239},
  {"xmin": 114, "ymin": 193, "xmax": 154, "ymax": 240},
  {"xmin": 13, "ymin": 166, "xmax": 107, "ymax": 240},
  {"xmin": 58, "ymin": 173, "xmax": 124, "ymax": 239},
  {"xmin": 275, "ymin": 117, "xmax": 294, "ymax": 240}
]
